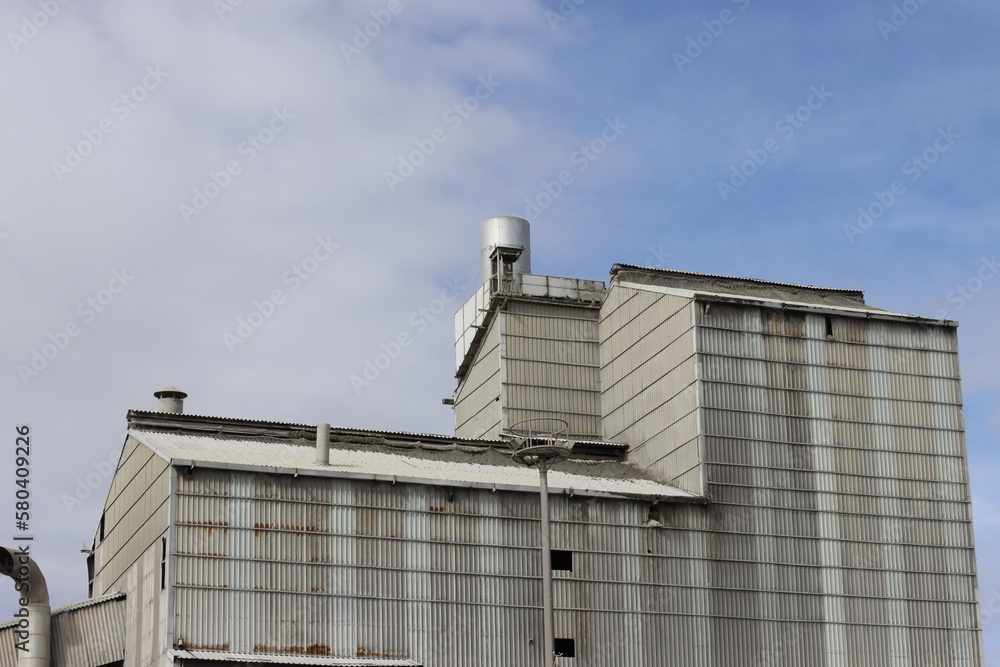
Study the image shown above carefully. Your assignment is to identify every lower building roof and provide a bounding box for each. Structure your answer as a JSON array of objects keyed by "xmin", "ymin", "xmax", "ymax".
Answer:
[
  {"xmin": 169, "ymin": 650, "xmax": 420, "ymax": 666},
  {"xmin": 131, "ymin": 429, "xmax": 698, "ymax": 502}
]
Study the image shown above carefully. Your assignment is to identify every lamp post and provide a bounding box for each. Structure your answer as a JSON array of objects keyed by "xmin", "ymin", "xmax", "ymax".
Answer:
[{"xmin": 509, "ymin": 419, "xmax": 573, "ymax": 667}]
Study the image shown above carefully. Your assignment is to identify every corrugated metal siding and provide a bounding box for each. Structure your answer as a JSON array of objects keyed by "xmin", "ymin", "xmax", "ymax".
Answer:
[
  {"xmin": 166, "ymin": 461, "xmax": 983, "ymax": 666},
  {"xmin": 454, "ymin": 311, "xmax": 502, "ymax": 439},
  {"xmin": 696, "ymin": 301, "xmax": 982, "ymax": 666},
  {"xmin": 174, "ymin": 470, "xmax": 740, "ymax": 665},
  {"xmin": 599, "ymin": 284, "xmax": 701, "ymax": 493},
  {"xmin": 52, "ymin": 594, "xmax": 127, "ymax": 666},
  {"xmin": 93, "ymin": 437, "xmax": 170, "ymax": 595},
  {"xmin": 501, "ymin": 301, "xmax": 602, "ymax": 440}
]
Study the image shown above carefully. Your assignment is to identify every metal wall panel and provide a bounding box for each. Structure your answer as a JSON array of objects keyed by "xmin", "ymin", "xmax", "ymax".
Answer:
[
  {"xmin": 501, "ymin": 301, "xmax": 602, "ymax": 440},
  {"xmin": 454, "ymin": 310, "xmax": 502, "ymax": 439},
  {"xmin": 694, "ymin": 301, "xmax": 981, "ymax": 665},
  {"xmin": 93, "ymin": 437, "xmax": 170, "ymax": 596},
  {"xmin": 599, "ymin": 284, "xmax": 701, "ymax": 493}
]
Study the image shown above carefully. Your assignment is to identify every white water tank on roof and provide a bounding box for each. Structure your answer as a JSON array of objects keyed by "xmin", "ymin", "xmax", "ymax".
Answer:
[{"xmin": 481, "ymin": 216, "xmax": 531, "ymax": 290}]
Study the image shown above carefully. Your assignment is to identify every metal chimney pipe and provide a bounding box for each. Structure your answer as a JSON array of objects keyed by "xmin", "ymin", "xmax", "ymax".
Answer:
[
  {"xmin": 1, "ymin": 546, "xmax": 51, "ymax": 667},
  {"xmin": 316, "ymin": 423, "xmax": 330, "ymax": 465},
  {"xmin": 154, "ymin": 386, "xmax": 187, "ymax": 413}
]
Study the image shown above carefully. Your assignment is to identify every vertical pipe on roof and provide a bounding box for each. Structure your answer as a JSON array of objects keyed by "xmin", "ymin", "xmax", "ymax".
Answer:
[
  {"xmin": 316, "ymin": 423, "xmax": 330, "ymax": 465},
  {"xmin": 154, "ymin": 386, "xmax": 187, "ymax": 413}
]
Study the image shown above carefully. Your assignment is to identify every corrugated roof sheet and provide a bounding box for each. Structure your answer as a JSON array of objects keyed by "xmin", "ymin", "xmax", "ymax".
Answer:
[
  {"xmin": 610, "ymin": 263, "xmax": 865, "ymax": 294},
  {"xmin": 0, "ymin": 592, "xmax": 125, "ymax": 629},
  {"xmin": 169, "ymin": 651, "xmax": 419, "ymax": 665},
  {"xmin": 131, "ymin": 430, "xmax": 696, "ymax": 501}
]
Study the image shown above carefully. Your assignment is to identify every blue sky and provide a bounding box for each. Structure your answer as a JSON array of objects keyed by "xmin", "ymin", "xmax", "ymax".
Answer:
[{"xmin": 1, "ymin": 0, "xmax": 997, "ymax": 660}]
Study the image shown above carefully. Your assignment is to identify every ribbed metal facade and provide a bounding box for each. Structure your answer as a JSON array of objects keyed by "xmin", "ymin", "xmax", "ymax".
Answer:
[
  {"xmin": 170, "ymin": 467, "xmax": 794, "ymax": 665},
  {"xmin": 91, "ymin": 435, "xmax": 171, "ymax": 667},
  {"xmin": 694, "ymin": 299, "xmax": 981, "ymax": 665},
  {"xmin": 454, "ymin": 309, "xmax": 502, "ymax": 440},
  {"xmin": 502, "ymin": 300, "xmax": 601, "ymax": 440},
  {"xmin": 600, "ymin": 283, "xmax": 702, "ymax": 494},
  {"xmin": 455, "ymin": 298, "xmax": 602, "ymax": 442},
  {"xmin": 93, "ymin": 435, "xmax": 170, "ymax": 594}
]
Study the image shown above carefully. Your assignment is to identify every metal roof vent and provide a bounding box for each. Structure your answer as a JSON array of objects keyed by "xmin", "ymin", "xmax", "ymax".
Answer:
[
  {"xmin": 481, "ymin": 216, "xmax": 531, "ymax": 292},
  {"xmin": 153, "ymin": 386, "xmax": 187, "ymax": 413}
]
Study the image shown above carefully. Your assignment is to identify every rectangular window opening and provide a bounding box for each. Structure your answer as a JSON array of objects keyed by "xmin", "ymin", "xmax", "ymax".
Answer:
[
  {"xmin": 160, "ymin": 537, "xmax": 167, "ymax": 590},
  {"xmin": 554, "ymin": 638, "xmax": 576, "ymax": 658},
  {"xmin": 551, "ymin": 549, "xmax": 573, "ymax": 572},
  {"xmin": 825, "ymin": 316, "xmax": 834, "ymax": 339}
]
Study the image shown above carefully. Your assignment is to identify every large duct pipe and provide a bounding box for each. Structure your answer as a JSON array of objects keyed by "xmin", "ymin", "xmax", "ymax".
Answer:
[
  {"xmin": 316, "ymin": 423, "xmax": 330, "ymax": 465},
  {"xmin": 1, "ymin": 546, "xmax": 51, "ymax": 667}
]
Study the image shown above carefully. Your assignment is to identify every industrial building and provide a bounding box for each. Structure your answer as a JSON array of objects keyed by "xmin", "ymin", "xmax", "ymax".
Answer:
[{"xmin": 2, "ymin": 217, "xmax": 985, "ymax": 665}]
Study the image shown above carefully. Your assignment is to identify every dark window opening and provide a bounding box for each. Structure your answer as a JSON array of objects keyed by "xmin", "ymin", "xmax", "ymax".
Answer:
[
  {"xmin": 647, "ymin": 504, "xmax": 661, "ymax": 522},
  {"xmin": 99, "ymin": 512, "xmax": 106, "ymax": 541},
  {"xmin": 86, "ymin": 552, "xmax": 95, "ymax": 598},
  {"xmin": 825, "ymin": 316, "xmax": 834, "ymax": 339},
  {"xmin": 551, "ymin": 549, "xmax": 573, "ymax": 571},
  {"xmin": 160, "ymin": 537, "xmax": 167, "ymax": 590},
  {"xmin": 554, "ymin": 638, "xmax": 576, "ymax": 658}
]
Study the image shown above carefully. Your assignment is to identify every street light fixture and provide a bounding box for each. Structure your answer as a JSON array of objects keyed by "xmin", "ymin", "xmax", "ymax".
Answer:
[{"xmin": 508, "ymin": 418, "xmax": 573, "ymax": 667}]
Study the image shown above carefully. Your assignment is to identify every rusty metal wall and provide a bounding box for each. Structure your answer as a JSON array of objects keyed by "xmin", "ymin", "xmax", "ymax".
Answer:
[
  {"xmin": 599, "ymin": 284, "xmax": 702, "ymax": 493},
  {"xmin": 169, "ymin": 419, "xmax": 980, "ymax": 667},
  {"xmin": 454, "ymin": 309, "xmax": 502, "ymax": 440},
  {"xmin": 93, "ymin": 436, "xmax": 170, "ymax": 595},
  {"xmin": 501, "ymin": 300, "xmax": 602, "ymax": 440},
  {"xmin": 695, "ymin": 300, "xmax": 982, "ymax": 666},
  {"xmin": 171, "ymin": 469, "xmax": 734, "ymax": 665}
]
